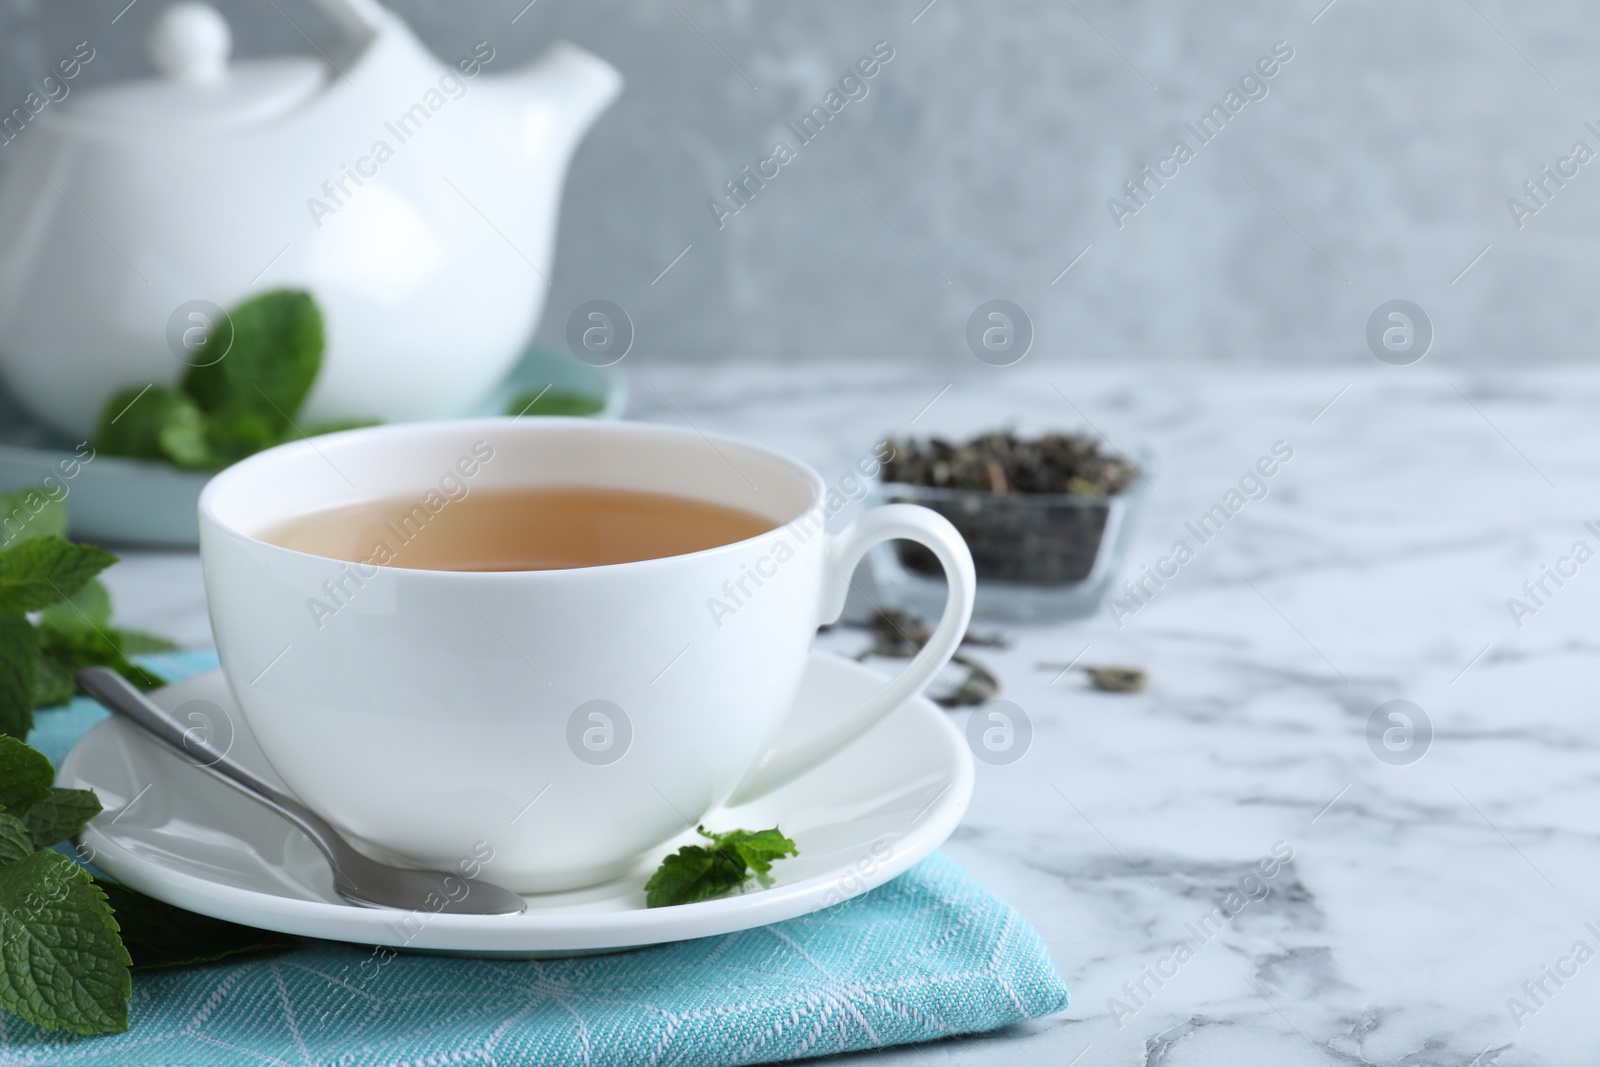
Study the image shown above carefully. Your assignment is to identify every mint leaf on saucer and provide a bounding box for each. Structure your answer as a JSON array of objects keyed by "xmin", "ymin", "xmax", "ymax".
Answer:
[
  {"xmin": 0, "ymin": 812, "xmax": 32, "ymax": 863},
  {"xmin": 183, "ymin": 289, "xmax": 322, "ymax": 457},
  {"xmin": 644, "ymin": 825, "xmax": 799, "ymax": 908},
  {"xmin": 93, "ymin": 879, "xmax": 296, "ymax": 970},
  {"xmin": 0, "ymin": 850, "xmax": 131, "ymax": 1035},
  {"xmin": 0, "ymin": 617, "xmax": 40, "ymax": 739},
  {"xmin": 0, "ymin": 537, "xmax": 116, "ymax": 615},
  {"xmin": 714, "ymin": 827, "xmax": 801, "ymax": 881},
  {"xmin": 0, "ymin": 490, "xmax": 67, "ymax": 546},
  {"xmin": 24, "ymin": 789, "xmax": 101, "ymax": 850}
]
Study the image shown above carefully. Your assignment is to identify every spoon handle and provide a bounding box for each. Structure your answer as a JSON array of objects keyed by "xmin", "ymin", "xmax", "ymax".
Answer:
[{"xmin": 76, "ymin": 667, "xmax": 352, "ymax": 866}]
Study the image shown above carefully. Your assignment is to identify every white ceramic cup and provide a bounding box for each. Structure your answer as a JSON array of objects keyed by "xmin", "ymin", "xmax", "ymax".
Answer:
[{"xmin": 199, "ymin": 418, "xmax": 975, "ymax": 893}]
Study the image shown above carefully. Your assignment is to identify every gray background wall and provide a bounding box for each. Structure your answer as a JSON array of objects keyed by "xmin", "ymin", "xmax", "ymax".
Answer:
[{"xmin": 2, "ymin": 0, "xmax": 1595, "ymax": 367}]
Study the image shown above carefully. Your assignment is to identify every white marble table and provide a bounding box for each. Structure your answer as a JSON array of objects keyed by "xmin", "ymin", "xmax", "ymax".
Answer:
[{"xmin": 101, "ymin": 363, "xmax": 1600, "ymax": 1066}]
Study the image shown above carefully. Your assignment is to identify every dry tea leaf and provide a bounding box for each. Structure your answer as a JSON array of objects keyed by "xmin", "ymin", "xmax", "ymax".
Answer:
[
  {"xmin": 880, "ymin": 431, "xmax": 1141, "ymax": 586},
  {"xmin": 932, "ymin": 653, "xmax": 1000, "ymax": 708},
  {"xmin": 1084, "ymin": 666, "xmax": 1148, "ymax": 693},
  {"xmin": 882, "ymin": 431, "xmax": 1139, "ymax": 497},
  {"xmin": 849, "ymin": 610, "xmax": 1003, "ymax": 707}
]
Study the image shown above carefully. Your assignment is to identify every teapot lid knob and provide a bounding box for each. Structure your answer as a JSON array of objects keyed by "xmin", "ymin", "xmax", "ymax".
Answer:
[{"xmin": 149, "ymin": 2, "xmax": 232, "ymax": 84}]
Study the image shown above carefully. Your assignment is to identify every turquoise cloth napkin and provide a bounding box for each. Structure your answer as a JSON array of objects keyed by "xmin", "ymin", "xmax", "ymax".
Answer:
[{"xmin": 11, "ymin": 651, "xmax": 1070, "ymax": 1066}]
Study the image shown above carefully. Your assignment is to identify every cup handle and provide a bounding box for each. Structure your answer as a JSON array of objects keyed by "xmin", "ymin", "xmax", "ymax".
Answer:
[{"xmin": 726, "ymin": 503, "xmax": 976, "ymax": 805}]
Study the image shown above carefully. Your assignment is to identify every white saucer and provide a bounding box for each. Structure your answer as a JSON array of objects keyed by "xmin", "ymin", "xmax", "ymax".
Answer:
[{"xmin": 57, "ymin": 652, "xmax": 972, "ymax": 958}]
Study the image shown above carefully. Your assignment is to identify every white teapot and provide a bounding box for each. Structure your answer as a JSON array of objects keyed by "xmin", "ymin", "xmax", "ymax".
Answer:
[{"xmin": 0, "ymin": 0, "xmax": 621, "ymax": 439}]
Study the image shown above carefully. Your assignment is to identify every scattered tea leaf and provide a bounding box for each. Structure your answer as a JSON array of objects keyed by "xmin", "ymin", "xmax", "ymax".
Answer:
[
  {"xmin": 849, "ymin": 609, "xmax": 1004, "ymax": 708},
  {"xmin": 1084, "ymin": 666, "xmax": 1148, "ymax": 693},
  {"xmin": 933, "ymin": 653, "xmax": 1001, "ymax": 709}
]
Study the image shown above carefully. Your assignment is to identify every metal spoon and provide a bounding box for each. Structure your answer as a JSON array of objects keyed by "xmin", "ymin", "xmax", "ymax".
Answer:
[{"xmin": 77, "ymin": 667, "xmax": 526, "ymax": 917}]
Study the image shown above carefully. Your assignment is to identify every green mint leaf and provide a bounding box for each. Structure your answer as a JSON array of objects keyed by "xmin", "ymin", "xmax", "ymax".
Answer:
[
  {"xmin": 714, "ymin": 827, "xmax": 800, "ymax": 883},
  {"xmin": 32, "ymin": 650, "xmax": 75, "ymax": 709},
  {"xmin": 158, "ymin": 411, "xmax": 216, "ymax": 470},
  {"xmin": 93, "ymin": 879, "xmax": 295, "ymax": 970},
  {"xmin": 0, "ymin": 489, "xmax": 67, "ymax": 548},
  {"xmin": 205, "ymin": 409, "xmax": 281, "ymax": 463},
  {"xmin": 23, "ymin": 789, "xmax": 100, "ymax": 850},
  {"xmin": 643, "ymin": 841, "xmax": 727, "ymax": 908},
  {"xmin": 39, "ymin": 577, "xmax": 111, "ymax": 640},
  {"xmin": 182, "ymin": 289, "xmax": 323, "ymax": 452},
  {"xmin": 39, "ymin": 625, "xmax": 118, "ymax": 665},
  {"xmin": 37, "ymin": 624, "xmax": 165, "ymax": 697},
  {"xmin": 93, "ymin": 385, "xmax": 216, "ymax": 470},
  {"xmin": 0, "ymin": 735, "xmax": 53, "ymax": 817},
  {"xmin": 644, "ymin": 824, "xmax": 798, "ymax": 908},
  {"xmin": 0, "ymin": 812, "xmax": 32, "ymax": 864},
  {"xmin": 112, "ymin": 629, "xmax": 181, "ymax": 656},
  {"xmin": 0, "ymin": 850, "xmax": 130, "ymax": 1034},
  {"xmin": 0, "ymin": 537, "xmax": 116, "ymax": 614},
  {"xmin": 298, "ymin": 418, "xmax": 380, "ymax": 439},
  {"xmin": 505, "ymin": 390, "xmax": 605, "ymax": 418},
  {"xmin": 112, "ymin": 662, "xmax": 165, "ymax": 692},
  {"xmin": 0, "ymin": 617, "xmax": 39, "ymax": 739}
]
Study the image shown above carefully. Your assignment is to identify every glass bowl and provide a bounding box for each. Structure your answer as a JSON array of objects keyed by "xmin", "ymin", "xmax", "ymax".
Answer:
[{"xmin": 866, "ymin": 464, "xmax": 1149, "ymax": 622}]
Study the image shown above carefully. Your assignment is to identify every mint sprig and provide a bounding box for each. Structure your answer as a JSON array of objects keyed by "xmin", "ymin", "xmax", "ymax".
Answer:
[
  {"xmin": 0, "ymin": 491, "xmax": 172, "ymax": 740},
  {"xmin": 95, "ymin": 289, "xmax": 373, "ymax": 471},
  {"xmin": 0, "ymin": 500, "xmax": 293, "ymax": 1034},
  {"xmin": 644, "ymin": 825, "xmax": 799, "ymax": 908},
  {"xmin": 0, "ymin": 736, "xmax": 127, "ymax": 1034},
  {"xmin": 0, "ymin": 537, "xmax": 115, "ymax": 615},
  {"xmin": 0, "ymin": 733, "xmax": 294, "ymax": 1034},
  {"xmin": 0, "ymin": 849, "xmax": 131, "ymax": 1035}
]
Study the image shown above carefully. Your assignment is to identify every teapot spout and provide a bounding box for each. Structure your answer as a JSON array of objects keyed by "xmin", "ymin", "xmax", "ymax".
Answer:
[{"xmin": 500, "ymin": 43, "xmax": 623, "ymax": 161}]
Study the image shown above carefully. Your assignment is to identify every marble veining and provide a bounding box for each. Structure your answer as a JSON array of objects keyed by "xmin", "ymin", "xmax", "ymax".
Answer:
[{"xmin": 99, "ymin": 364, "xmax": 1600, "ymax": 1065}]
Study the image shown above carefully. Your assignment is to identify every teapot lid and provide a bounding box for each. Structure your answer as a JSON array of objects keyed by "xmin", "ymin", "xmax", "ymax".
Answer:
[{"xmin": 59, "ymin": 3, "xmax": 329, "ymax": 132}]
